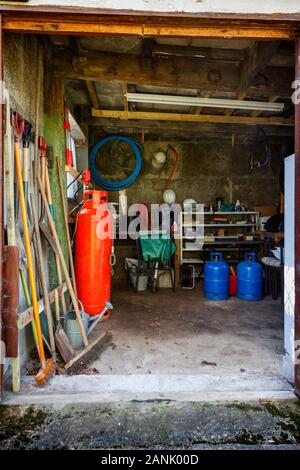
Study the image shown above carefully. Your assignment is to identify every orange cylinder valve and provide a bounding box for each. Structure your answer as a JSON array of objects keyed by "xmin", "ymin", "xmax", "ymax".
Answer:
[{"xmin": 75, "ymin": 190, "xmax": 113, "ymax": 316}]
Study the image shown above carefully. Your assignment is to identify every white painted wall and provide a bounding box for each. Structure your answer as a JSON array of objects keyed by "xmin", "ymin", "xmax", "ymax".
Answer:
[
  {"xmin": 14, "ymin": 0, "xmax": 300, "ymax": 15},
  {"xmin": 284, "ymin": 154, "xmax": 295, "ymax": 384}
]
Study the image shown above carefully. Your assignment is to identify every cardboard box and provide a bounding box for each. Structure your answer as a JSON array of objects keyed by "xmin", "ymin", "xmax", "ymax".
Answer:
[{"xmin": 255, "ymin": 205, "xmax": 277, "ymax": 217}]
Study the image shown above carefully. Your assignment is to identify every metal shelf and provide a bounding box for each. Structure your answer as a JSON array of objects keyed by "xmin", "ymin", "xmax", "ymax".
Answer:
[
  {"xmin": 182, "ymin": 259, "xmax": 204, "ymax": 264},
  {"xmin": 183, "ymin": 223, "xmax": 257, "ymax": 227},
  {"xmin": 182, "ymin": 211, "xmax": 257, "ymax": 215}
]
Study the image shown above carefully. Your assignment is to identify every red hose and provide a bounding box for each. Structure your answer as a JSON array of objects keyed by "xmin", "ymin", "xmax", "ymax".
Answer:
[{"xmin": 154, "ymin": 145, "xmax": 180, "ymax": 192}]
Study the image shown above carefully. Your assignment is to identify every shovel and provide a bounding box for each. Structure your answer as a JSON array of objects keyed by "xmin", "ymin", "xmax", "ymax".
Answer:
[{"xmin": 54, "ymin": 290, "xmax": 76, "ymax": 364}]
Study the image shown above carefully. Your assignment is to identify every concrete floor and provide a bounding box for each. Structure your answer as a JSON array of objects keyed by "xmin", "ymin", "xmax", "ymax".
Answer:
[
  {"xmin": 7, "ymin": 285, "xmax": 292, "ymax": 405},
  {"xmin": 94, "ymin": 286, "xmax": 285, "ymax": 377}
]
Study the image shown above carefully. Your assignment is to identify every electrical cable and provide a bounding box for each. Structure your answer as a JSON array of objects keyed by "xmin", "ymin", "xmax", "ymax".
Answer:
[
  {"xmin": 89, "ymin": 135, "xmax": 143, "ymax": 190},
  {"xmin": 250, "ymin": 127, "xmax": 270, "ymax": 170}
]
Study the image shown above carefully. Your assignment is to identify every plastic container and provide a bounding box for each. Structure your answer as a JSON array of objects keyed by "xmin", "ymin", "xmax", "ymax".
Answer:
[
  {"xmin": 129, "ymin": 266, "xmax": 149, "ymax": 291},
  {"xmin": 229, "ymin": 274, "xmax": 237, "ymax": 295},
  {"xmin": 204, "ymin": 252, "xmax": 229, "ymax": 300},
  {"xmin": 237, "ymin": 252, "xmax": 263, "ymax": 301}
]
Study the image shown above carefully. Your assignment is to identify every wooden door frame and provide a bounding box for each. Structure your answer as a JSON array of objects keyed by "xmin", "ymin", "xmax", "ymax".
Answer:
[{"xmin": 0, "ymin": 3, "xmax": 299, "ymax": 396}]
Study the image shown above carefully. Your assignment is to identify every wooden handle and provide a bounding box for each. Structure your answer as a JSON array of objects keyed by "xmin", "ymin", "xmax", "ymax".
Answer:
[
  {"xmin": 54, "ymin": 290, "xmax": 60, "ymax": 323},
  {"xmin": 56, "ymin": 158, "xmax": 78, "ymax": 299},
  {"xmin": 15, "ymin": 143, "xmax": 46, "ymax": 366},
  {"xmin": 36, "ymin": 172, "xmax": 89, "ymax": 347},
  {"xmin": 30, "ymin": 193, "xmax": 55, "ymax": 353}
]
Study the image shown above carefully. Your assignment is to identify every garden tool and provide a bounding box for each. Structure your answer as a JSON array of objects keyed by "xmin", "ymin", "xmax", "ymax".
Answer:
[
  {"xmin": 22, "ymin": 121, "xmax": 33, "ymax": 203},
  {"xmin": 12, "ymin": 111, "xmax": 55, "ymax": 385}
]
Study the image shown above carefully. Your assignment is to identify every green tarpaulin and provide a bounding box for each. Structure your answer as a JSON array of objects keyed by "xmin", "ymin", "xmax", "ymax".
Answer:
[{"xmin": 139, "ymin": 231, "xmax": 176, "ymax": 262}]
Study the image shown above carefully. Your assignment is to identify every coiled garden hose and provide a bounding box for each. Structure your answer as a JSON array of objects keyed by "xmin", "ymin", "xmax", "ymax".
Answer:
[{"xmin": 89, "ymin": 135, "xmax": 143, "ymax": 190}]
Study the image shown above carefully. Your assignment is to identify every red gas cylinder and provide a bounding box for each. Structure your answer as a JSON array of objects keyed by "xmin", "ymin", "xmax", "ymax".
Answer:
[{"xmin": 75, "ymin": 190, "xmax": 113, "ymax": 316}]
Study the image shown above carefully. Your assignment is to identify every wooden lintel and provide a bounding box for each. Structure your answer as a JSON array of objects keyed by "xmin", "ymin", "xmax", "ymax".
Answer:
[
  {"xmin": 92, "ymin": 108, "xmax": 294, "ymax": 127},
  {"xmin": 0, "ymin": 13, "xmax": 297, "ymax": 40}
]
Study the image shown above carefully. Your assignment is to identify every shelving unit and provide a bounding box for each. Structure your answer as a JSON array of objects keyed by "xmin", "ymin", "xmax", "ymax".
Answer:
[{"xmin": 179, "ymin": 210, "xmax": 259, "ymax": 265}]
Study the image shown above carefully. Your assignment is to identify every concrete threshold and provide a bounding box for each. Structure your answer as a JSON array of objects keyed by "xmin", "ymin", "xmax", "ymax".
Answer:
[{"xmin": 3, "ymin": 373, "xmax": 295, "ymax": 405}]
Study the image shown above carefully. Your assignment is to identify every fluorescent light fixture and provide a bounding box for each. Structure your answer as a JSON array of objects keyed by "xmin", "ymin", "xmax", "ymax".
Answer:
[{"xmin": 126, "ymin": 93, "xmax": 284, "ymax": 113}]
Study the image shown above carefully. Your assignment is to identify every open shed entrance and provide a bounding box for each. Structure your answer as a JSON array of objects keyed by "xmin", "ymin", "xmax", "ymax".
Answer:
[{"xmin": 1, "ymin": 21, "xmax": 297, "ymax": 400}]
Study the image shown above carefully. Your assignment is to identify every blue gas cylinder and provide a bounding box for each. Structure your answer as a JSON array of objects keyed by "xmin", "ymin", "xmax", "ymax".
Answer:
[
  {"xmin": 204, "ymin": 252, "xmax": 229, "ymax": 300},
  {"xmin": 237, "ymin": 252, "xmax": 263, "ymax": 301}
]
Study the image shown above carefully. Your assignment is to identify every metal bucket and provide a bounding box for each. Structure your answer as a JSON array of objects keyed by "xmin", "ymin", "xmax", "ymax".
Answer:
[{"xmin": 64, "ymin": 304, "xmax": 89, "ymax": 350}]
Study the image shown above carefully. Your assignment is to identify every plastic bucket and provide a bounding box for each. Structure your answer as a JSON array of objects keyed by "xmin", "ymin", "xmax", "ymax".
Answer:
[{"xmin": 129, "ymin": 267, "xmax": 149, "ymax": 291}]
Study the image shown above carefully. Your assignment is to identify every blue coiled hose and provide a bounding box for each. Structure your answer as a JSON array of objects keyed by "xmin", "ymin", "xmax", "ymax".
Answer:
[{"xmin": 89, "ymin": 135, "xmax": 142, "ymax": 190}]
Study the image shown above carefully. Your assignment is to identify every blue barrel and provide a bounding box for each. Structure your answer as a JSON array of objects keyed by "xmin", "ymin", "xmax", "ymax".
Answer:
[
  {"xmin": 237, "ymin": 252, "xmax": 263, "ymax": 301},
  {"xmin": 204, "ymin": 252, "xmax": 229, "ymax": 300}
]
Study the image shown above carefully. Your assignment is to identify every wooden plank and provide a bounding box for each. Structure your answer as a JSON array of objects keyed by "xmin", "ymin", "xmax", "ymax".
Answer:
[
  {"xmin": 153, "ymin": 44, "xmax": 246, "ymax": 62},
  {"xmin": 18, "ymin": 282, "xmax": 68, "ymax": 329},
  {"xmin": 86, "ymin": 80, "xmax": 99, "ymax": 109},
  {"xmin": 0, "ymin": 13, "xmax": 3, "ymax": 398},
  {"xmin": 89, "ymin": 117, "xmax": 294, "ymax": 137},
  {"xmin": 195, "ymin": 91, "xmax": 211, "ymax": 115},
  {"xmin": 295, "ymin": 37, "xmax": 300, "ymax": 398},
  {"xmin": 92, "ymin": 108, "xmax": 294, "ymax": 127},
  {"xmin": 1, "ymin": 15, "xmax": 296, "ymax": 40},
  {"xmin": 225, "ymin": 92, "xmax": 247, "ymax": 116},
  {"xmin": 251, "ymin": 96, "xmax": 279, "ymax": 118}
]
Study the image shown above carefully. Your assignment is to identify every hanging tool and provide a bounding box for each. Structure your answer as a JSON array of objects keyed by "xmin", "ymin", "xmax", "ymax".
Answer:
[
  {"xmin": 56, "ymin": 157, "xmax": 78, "ymax": 298},
  {"xmin": 22, "ymin": 121, "xmax": 33, "ymax": 203},
  {"xmin": 39, "ymin": 136, "xmax": 47, "ymax": 191},
  {"xmin": 37, "ymin": 173, "xmax": 112, "ymax": 373},
  {"xmin": 64, "ymin": 107, "xmax": 73, "ymax": 168},
  {"xmin": 12, "ymin": 112, "xmax": 55, "ymax": 385},
  {"xmin": 154, "ymin": 145, "xmax": 180, "ymax": 192},
  {"xmin": 45, "ymin": 165, "xmax": 55, "ymax": 219}
]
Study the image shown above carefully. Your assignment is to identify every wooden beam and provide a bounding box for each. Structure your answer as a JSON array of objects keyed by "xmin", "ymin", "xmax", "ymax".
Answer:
[
  {"xmin": 251, "ymin": 96, "xmax": 279, "ymax": 118},
  {"xmin": 86, "ymin": 80, "xmax": 99, "ymax": 109},
  {"xmin": 0, "ymin": 13, "xmax": 3, "ymax": 399},
  {"xmin": 89, "ymin": 117, "xmax": 294, "ymax": 137},
  {"xmin": 195, "ymin": 91, "xmax": 211, "ymax": 115},
  {"xmin": 52, "ymin": 52, "xmax": 294, "ymax": 98},
  {"xmin": 92, "ymin": 108, "xmax": 294, "ymax": 126},
  {"xmin": 1, "ymin": 13, "xmax": 297, "ymax": 40},
  {"xmin": 225, "ymin": 92, "xmax": 247, "ymax": 116},
  {"xmin": 153, "ymin": 44, "xmax": 246, "ymax": 63},
  {"xmin": 240, "ymin": 41, "xmax": 280, "ymax": 89}
]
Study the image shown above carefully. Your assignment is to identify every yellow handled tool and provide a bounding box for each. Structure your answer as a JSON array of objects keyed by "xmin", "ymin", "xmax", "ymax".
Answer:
[{"xmin": 12, "ymin": 112, "xmax": 55, "ymax": 384}]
